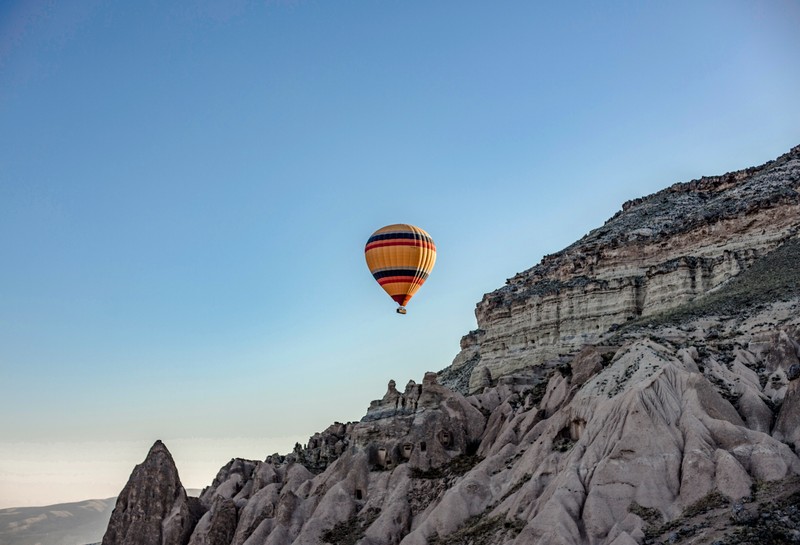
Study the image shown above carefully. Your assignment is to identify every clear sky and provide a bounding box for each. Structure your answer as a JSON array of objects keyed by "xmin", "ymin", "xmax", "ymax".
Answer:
[{"xmin": 1, "ymin": 0, "xmax": 799, "ymax": 508}]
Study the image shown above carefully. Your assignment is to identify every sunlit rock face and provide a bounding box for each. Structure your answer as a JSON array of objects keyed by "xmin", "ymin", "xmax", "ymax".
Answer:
[
  {"xmin": 102, "ymin": 145, "xmax": 800, "ymax": 545},
  {"xmin": 448, "ymin": 145, "xmax": 800, "ymax": 392}
]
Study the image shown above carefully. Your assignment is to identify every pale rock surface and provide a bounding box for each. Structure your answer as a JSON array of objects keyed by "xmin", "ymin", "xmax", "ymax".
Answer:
[
  {"xmin": 187, "ymin": 495, "xmax": 237, "ymax": 545},
  {"xmin": 102, "ymin": 145, "xmax": 800, "ymax": 545},
  {"xmin": 774, "ymin": 380, "xmax": 800, "ymax": 452},
  {"xmin": 136, "ymin": 308, "xmax": 797, "ymax": 545}
]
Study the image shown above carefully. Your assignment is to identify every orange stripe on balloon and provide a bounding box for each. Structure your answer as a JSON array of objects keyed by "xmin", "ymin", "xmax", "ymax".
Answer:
[{"xmin": 365, "ymin": 240, "xmax": 436, "ymax": 251}]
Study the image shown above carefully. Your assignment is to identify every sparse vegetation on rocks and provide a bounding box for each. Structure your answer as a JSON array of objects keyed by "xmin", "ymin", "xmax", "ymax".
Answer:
[
  {"xmin": 428, "ymin": 514, "xmax": 526, "ymax": 545},
  {"xmin": 321, "ymin": 508, "xmax": 382, "ymax": 545},
  {"xmin": 629, "ymin": 501, "xmax": 662, "ymax": 525},
  {"xmin": 410, "ymin": 454, "xmax": 484, "ymax": 479},
  {"xmin": 640, "ymin": 478, "xmax": 800, "ymax": 545}
]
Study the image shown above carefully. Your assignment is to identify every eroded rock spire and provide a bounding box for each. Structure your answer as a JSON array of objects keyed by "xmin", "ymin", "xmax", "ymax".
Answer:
[{"xmin": 102, "ymin": 440, "xmax": 203, "ymax": 545}]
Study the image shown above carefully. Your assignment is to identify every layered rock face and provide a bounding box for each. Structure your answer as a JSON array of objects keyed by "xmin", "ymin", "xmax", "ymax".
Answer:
[
  {"xmin": 448, "ymin": 145, "xmax": 800, "ymax": 392},
  {"xmin": 103, "ymin": 145, "xmax": 800, "ymax": 545}
]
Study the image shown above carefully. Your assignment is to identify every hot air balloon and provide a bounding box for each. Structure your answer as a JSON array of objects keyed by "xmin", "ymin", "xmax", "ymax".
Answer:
[{"xmin": 364, "ymin": 224, "xmax": 436, "ymax": 314}]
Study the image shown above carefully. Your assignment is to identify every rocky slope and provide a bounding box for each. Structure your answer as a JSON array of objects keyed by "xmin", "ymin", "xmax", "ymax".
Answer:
[{"xmin": 102, "ymin": 145, "xmax": 800, "ymax": 545}]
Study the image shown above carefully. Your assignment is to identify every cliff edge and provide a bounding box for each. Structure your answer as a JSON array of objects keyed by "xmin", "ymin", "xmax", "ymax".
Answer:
[{"xmin": 442, "ymin": 145, "xmax": 800, "ymax": 393}]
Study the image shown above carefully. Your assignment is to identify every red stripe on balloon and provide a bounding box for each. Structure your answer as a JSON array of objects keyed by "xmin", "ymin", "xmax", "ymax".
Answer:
[
  {"xmin": 364, "ymin": 240, "xmax": 436, "ymax": 252},
  {"xmin": 377, "ymin": 276, "xmax": 426, "ymax": 286}
]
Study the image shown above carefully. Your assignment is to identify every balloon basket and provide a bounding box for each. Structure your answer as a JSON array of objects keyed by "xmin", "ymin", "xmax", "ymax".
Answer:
[{"xmin": 396, "ymin": 307, "xmax": 407, "ymax": 315}]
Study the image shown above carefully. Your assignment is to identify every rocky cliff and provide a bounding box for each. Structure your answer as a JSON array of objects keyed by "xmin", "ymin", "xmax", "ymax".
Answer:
[
  {"xmin": 103, "ymin": 145, "xmax": 800, "ymax": 545},
  {"xmin": 443, "ymin": 145, "xmax": 800, "ymax": 393}
]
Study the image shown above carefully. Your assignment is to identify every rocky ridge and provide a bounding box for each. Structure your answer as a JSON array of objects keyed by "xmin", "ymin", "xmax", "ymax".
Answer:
[
  {"xmin": 102, "ymin": 145, "xmax": 800, "ymax": 545},
  {"xmin": 443, "ymin": 145, "xmax": 800, "ymax": 393}
]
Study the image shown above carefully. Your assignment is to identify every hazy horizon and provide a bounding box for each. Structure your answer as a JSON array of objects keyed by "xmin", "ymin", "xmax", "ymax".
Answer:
[{"xmin": 0, "ymin": 437, "xmax": 306, "ymax": 509}]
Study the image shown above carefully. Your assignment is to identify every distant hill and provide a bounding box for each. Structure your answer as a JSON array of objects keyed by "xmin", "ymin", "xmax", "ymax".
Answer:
[
  {"xmin": 0, "ymin": 498, "xmax": 114, "ymax": 545},
  {"xmin": 0, "ymin": 490, "xmax": 201, "ymax": 545}
]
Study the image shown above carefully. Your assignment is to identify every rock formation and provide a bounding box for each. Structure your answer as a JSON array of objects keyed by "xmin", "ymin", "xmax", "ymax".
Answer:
[
  {"xmin": 102, "ymin": 440, "xmax": 203, "ymax": 545},
  {"xmin": 444, "ymin": 145, "xmax": 800, "ymax": 393},
  {"xmin": 103, "ymin": 145, "xmax": 800, "ymax": 544}
]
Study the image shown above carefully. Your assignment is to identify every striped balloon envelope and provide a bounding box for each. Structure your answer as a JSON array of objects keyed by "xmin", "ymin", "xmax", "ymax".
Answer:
[{"xmin": 364, "ymin": 224, "xmax": 436, "ymax": 314}]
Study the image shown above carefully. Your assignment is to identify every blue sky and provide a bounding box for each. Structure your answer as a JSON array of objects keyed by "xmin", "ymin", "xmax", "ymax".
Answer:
[{"xmin": 1, "ymin": 0, "xmax": 799, "ymax": 507}]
